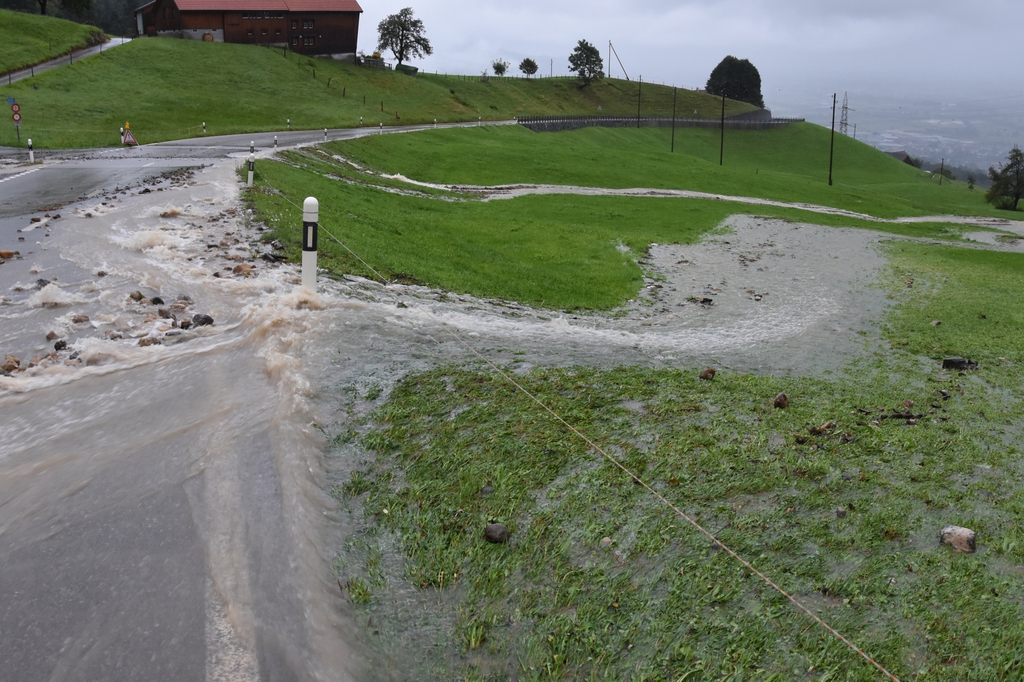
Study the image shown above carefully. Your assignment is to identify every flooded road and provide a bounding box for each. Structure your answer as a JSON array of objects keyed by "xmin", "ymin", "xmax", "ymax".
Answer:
[{"xmin": 0, "ymin": 132, "xmax": 907, "ymax": 679}]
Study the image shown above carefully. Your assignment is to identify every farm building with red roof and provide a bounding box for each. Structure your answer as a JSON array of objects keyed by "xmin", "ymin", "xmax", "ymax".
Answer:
[{"xmin": 136, "ymin": 0, "xmax": 362, "ymax": 59}]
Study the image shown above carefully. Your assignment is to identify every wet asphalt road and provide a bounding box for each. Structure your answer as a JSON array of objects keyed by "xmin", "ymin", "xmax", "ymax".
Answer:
[{"xmin": 0, "ymin": 121, "xmax": 512, "ymax": 682}]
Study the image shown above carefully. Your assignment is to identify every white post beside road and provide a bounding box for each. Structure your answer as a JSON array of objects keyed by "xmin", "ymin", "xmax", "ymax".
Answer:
[
  {"xmin": 324, "ymin": 128, "xmax": 327, "ymax": 142},
  {"xmin": 247, "ymin": 153, "xmax": 254, "ymax": 187},
  {"xmin": 302, "ymin": 197, "xmax": 319, "ymax": 291},
  {"xmin": 274, "ymin": 135, "xmax": 278, "ymax": 149},
  {"xmin": 27, "ymin": 138, "xmax": 33, "ymax": 164},
  {"xmin": 379, "ymin": 122, "xmax": 383, "ymax": 135},
  {"xmin": 250, "ymin": 140, "xmax": 254, "ymax": 154}
]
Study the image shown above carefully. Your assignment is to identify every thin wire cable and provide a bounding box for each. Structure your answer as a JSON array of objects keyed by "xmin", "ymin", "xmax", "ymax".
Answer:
[{"xmin": 250, "ymin": 163, "xmax": 903, "ymax": 680}]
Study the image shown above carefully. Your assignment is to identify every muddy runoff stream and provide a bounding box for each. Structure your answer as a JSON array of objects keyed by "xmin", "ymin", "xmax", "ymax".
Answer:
[{"xmin": 1, "ymin": 155, "xmax": 896, "ymax": 679}]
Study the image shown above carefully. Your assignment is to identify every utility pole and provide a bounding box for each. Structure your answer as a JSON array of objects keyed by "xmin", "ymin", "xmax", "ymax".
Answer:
[
  {"xmin": 719, "ymin": 91, "xmax": 726, "ymax": 166},
  {"xmin": 840, "ymin": 92, "xmax": 849, "ymax": 136},
  {"xmin": 828, "ymin": 93, "xmax": 837, "ymax": 186},
  {"xmin": 637, "ymin": 76, "xmax": 642, "ymax": 128},
  {"xmin": 939, "ymin": 158, "xmax": 945, "ymax": 185},
  {"xmin": 853, "ymin": 123, "xmax": 857, "ymax": 140},
  {"xmin": 550, "ymin": 59, "xmax": 553, "ymax": 78},
  {"xmin": 671, "ymin": 87, "xmax": 677, "ymax": 153},
  {"xmin": 608, "ymin": 41, "xmax": 612, "ymax": 79}
]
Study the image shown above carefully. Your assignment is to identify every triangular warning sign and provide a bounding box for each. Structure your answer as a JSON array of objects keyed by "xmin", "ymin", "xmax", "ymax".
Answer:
[{"xmin": 123, "ymin": 130, "xmax": 138, "ymax": 146}]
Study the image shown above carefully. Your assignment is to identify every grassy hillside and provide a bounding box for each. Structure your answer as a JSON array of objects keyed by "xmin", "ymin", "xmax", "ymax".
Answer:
[
  {"xmin": 0, "ymin": 9, "xmax": 104, "ymax": 74},
  {"xmin": 248, "ymin": 143, "xmax": 965, "ymax": 311},
  {"xmin": 329, "ymin": 124, "xmax": 1003, "ymax": 220},
  {"xmin": 0, "ymin": 37, "xmax": 754, "ymax": 148}
]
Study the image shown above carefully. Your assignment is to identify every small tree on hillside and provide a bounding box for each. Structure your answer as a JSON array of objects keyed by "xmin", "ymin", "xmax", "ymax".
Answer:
[
  {"xmin": 519, "ymin": 58, "xmax": 538, "ymax": 78},
  {"xmin": 568, "ymin": 39, "xmax": 603, "ymax": 87},
  {"xmin": 705, "ymin": 56, "xmax": 765, "ymax": 108},
  {"xmin": 491, "ymin": 59, "xmax": 509, "ymax": 77},
  {"xmin": 986, "ymin": 145, "xmax": 1024, "ymax": 211},
  {"xmin": 377, "ymin": 7, "xmax": 433, "ymax": 66}
]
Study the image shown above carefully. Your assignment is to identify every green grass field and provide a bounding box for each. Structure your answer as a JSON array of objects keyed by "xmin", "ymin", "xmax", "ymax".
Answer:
[
  {"xmin": 0, "ymin": 9, "xmax": 104, "ymax": 74},
  {"xmin": 328, "ymin": 124, "xmax": 1005, "ymax": 221},
  {"xmin": 0, "ymin": 37, "xmax": 752, "ymax": 148},
  {"xmin": 334, "ymin": 240, "xmax": 1024, "ymax": 680},
  {"xmin": 246, "ymin": 124, "xmax": 1003, "ymax": 311}
]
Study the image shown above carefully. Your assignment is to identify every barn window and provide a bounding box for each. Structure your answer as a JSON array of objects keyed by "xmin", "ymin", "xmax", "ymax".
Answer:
[
  {"xmin": 291, "ymin": 37, "xmax": 298, "ymax": 45},
  {"xmin": 261, "ymin": 28, "xmax": 267, "ymax": 35},
  {"xmin": 302, "ymin": 19, "xmax": 313, "ymax": 29},
  {"xmin": 275, "ymin": 29, "xmax": 281, "ymax": 35},
  {"xmin": 291, "ymin": 20, "xmax": 297, "ymax": 29},
  {"xmin": 303, "ymin": 36, "xmax": 314, "ymax": 46},
  {"xmin": 247, "ymin": 28, "xmax": 253, "ymax": 35}
]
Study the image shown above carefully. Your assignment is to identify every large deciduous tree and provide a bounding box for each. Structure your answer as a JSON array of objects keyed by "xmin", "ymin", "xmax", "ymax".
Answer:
[
  {"xmin": 568, "ymin": 39, "xmax": 603, "ymax": 87},
  {"xmin": 705, "ymin": 56, "xmax": 765, "ymax": 108},
  {"xmin": 377, "ymin": 7, "xmax": 432, "ymax": 66},
  {"xmin": 986, "ymin": 145, "xmax": 1024, "ymax": 211},
  {"xmin": 519, "ymin": 58, "xmax": 538, "ymax": 78},
  {"xmin": 491, "ymin": 58, "xmax": 509, "ymax": 77}
]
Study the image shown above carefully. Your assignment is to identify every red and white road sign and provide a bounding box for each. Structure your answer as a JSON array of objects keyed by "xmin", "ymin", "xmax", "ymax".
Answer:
[
  {"xmin": 12, "ymin": 112, "xmax": 21, "ymax": 122},
  {"xmin": 10, "ymin": 103, "xmax": 20, "ymax": 113},
  {"xmin": 123, "ymin": 129, "xmax": 138, "ymax": 146}
]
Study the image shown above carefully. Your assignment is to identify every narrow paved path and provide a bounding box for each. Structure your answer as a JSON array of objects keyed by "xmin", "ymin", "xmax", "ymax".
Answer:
[{"xmin": 1, "ymin": 37, "xmax": 132, "ymax": 87}]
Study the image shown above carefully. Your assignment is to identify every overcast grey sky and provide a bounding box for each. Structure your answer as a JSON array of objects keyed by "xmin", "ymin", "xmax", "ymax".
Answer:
[{"xmin": 361, "ymin": 0, "xmax": 1023, "ymax": 166}]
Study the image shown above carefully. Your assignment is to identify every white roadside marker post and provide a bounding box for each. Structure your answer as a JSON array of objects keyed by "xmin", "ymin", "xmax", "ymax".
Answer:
[
  {"xmin": 302, "ymin": 197, "xmax": 318, "ymax": 291},
  {"xmin": 202, "ymin": 121, "xmax": 206, "ymax": 134},
  {"xmin": 274, "ymin": 135, "xmax": 278, "ymax": 149},
  {"xmin": 28, "ymin": 138, "xmax": 33, "ymax": 164},
  {"xmin": 287, "ymin": 118, "xmax": 291, "ymax": 129},
  {"xmin": 478, "ymin": 116, "xmax": 482, "ymax": 127},
  {"xmin": 360, "ymin": 116, "xmax": 363, "ymax": 126},
  {"xmin": 247, "ymin": 153, "xmax": 254, "ymax": 187},
  {"xmin": 324, "ymin": 128, "xmax": 327, "ymax": 142},
  {"xmin": 250, "ymin": 140, "xmax": 254, "ymax": 154},
  {"xmin": 434, "ymin": 118, "xmax": 437, "ymax": 129},
  {"xmin": 379, "ymin": 122, "xmax": 383, "ymax": 135}
]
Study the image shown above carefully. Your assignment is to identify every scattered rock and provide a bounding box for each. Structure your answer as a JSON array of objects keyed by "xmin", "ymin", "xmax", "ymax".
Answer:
[
  {"xmin": 396, "ymin": 302, "xmax": 408, "ymax": 309},
  {"xmin": 179, "ymin": 319, "xmax": 192, "ymax": 330},
  {"xmin": 138, "ymin": 337, "xmax": 161, "ymax": 347},
  {"xmin": 150, "ymin": 296, "xmax": 165, "ymax": 305},
  {"xmin": 71, "ymin": 314, "xmax": 89, "ymax": 324},
  {"xmin": 45, "ymin": 330, "xmax": 58, "ymax": 341},
  {"xmin": 484, "ymin": 523, "xmax": 510, "ymax": 544},
  {"xmin": 176, "ymin": 294, "xmax": 193, "ymax": 303},
  {"xmin": 129, "ymin": 291, "xmax": 144, "ymax": 302},
  {"xmin": 30, "ymin": 217, "xmax": 41, "ymax": 223},
  {"xmin": 699, "ymin": 367, "xmax": 716, "ymax": 381},
  {"xmin": 96, "ymin": 270, "xmax": 107, "ymax": 277},
  {"xmin": 940, "ymin": 525, "xmax": 976, "ymax": 553},
  {"xmin": 0, "ymin": 250, "xmax": 18, "ymax": 259},
  {"xmin": 192, "ymin": 313, "xmax": 214, "ymax": 327},
  {"xmin": 105, "ymin": 330, "xmax": 123, "ymax": 339},
  {"xmin": 942, "ymin": 357, "xmax": 977, "ymax": 371},
  {"xmin": 841, "ymin": 471, "xmax": 853, "ymax": 481},
  {"xmin": 233, "ymin": 263, "xmax": 255, "ymax": 275},
  {"xmin": 773, "ymin": 392, "xmax": 789, "ymax": 409},
  {"xmin": 600, "ymin": 537, "xmax": 612, "ymax": 547},
  {"xmin": 809, "ymin": 421, "xmax": 836, "ymax": 436},
  {"xmin": 931, "ymin": 320, "xmax": 941, "ymax": 326},
  {"xmin": 54, "ymin": 339, "xmax": 67, "ymax": 351},
  {"xmin": 479, "ymin": 481, "xmax": 494, "ymax": 496},
  {"xmin": 34, "ymin": 278, "xmax": 49, "ymax": 290},
  {"xmin": 1, "ymin": 355, "xmax": 20, "ymax": 372},
  {"xmin": 835, "ymin": 508, "xmax": 847, "ymax": 519}
]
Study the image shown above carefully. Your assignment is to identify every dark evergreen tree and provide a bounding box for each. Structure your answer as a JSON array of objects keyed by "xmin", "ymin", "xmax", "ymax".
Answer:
[
  {"xmin": 519, "ymin": 58, "xmax": 538, "ymax": 77},
  {"xmin": 705, "ymin": 56, "xmax": 764, "ymax": 108},
  {"xmin": 986, "ymin": 145, "xmax": 1024, "ymax": 211}
]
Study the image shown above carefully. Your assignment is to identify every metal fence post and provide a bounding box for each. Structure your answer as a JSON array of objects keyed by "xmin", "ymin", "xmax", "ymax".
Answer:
[{"xmin": 302, "ymin": 197, "xmax": 318, "ymax": 291}]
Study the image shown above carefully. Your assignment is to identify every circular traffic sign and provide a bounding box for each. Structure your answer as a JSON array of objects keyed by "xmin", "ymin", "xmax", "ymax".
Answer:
[
  {"xmin": 12, "ymin": 112, "xmax": 21, "ymax": 122},
  {"xmin": 10, "ymin": 103, "xmax": 20, "ymax": 113}
]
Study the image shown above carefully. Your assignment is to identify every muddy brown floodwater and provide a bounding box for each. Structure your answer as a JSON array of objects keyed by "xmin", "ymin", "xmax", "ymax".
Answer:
[{"xmin": 0, "ymin": 148, "xmax": 1004, "ymax": 680}]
